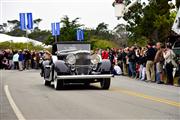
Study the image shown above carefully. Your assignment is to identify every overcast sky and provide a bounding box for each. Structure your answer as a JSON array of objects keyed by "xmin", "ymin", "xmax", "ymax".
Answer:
[{"xmin": 0, "ymin": 0, "xmax": 174, "ymax": 30}]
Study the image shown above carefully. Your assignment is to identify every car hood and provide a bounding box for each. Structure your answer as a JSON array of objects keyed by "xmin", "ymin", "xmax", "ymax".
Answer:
[
  {"xmin": 70, "ymin": 50, "xmax": 90, "ymax": 54},
  {"xmin": 57, "ymin": 50, "xmax": 90, "ymax": 56}
]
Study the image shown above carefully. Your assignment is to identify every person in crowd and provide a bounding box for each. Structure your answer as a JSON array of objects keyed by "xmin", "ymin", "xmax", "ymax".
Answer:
[
  {"xmin": 127, "ymin": 46, "xmax": 137, "ymax": 78},
  {"xmin": 117, "ymin": 48, "xmax": 123, "ymax": 71},
  {"xmin": 154, "ymin": 42, "xmax": 164, "ymax": 84},
  {"xmin": 18, "ymin": 50, "xmax": 24, "ymax": 71},
  {"xmin": 135, "ymin": 48, "xmax": 141, "ymax": 79},
  {"xmin": 163, "ymin": 43, "xmax": 177, "ymax": 85},
  {"xmin": 24, "ymin": 50, "xmax": 31, "ymax": 70},
  {"xmin": 112, "ymin": 62, "xmax": 122, "ymax": 75},
  {"xmin": 145, "ymin": 43, "xmax": 156, "ymax": 82},
  {"xmin": 0, "ymin": 50, "xmax": 4, "ymax": 69},
  {"xmin": 12, "ymin": 50, "xmax": 19, "ymax": 70},
  {"xmin": 8, "ymin": 50, "xmax": 14, "ymax": 69},
  {"xmin": 2, "ymin": 58, "xmax": 10, "ymax": 69},
  {"xmin": 137, "ymin": 49, "xmax": 142, "ymax": 80},
  {"xmin": 94, "ymin": 49, "xmax": 103, "ymax": 62},
  {"xmin": 35, "ymin": 52, "xmax": 40, "ymax": 69},
  {"xmin": 4, "ymin": 49, "xmax": 13, "ymax": 69},
  {"xmin": 122, "ymin": 48, "xmax": 128, "ymax": 75},
  {"xmin": 102, "ymin": 49, "xmax": 109, "ymax": 59},
  {"xmin": 138, "ymin": 48, "xmax": 147, "ymax": 81},
  {"xmin": 31, "ymin": 51, "xmax": 36, "ymax": 69},
  {"xmin": 109, "ymin": 48, "xmax": 115, "ymax": 65}
]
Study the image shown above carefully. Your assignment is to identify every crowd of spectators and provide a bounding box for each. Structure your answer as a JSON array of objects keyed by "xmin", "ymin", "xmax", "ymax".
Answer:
[
  {"xmin": 0, "ymin": 49, "xmax": 44, "ymax": 70},
  {"xmin": 97, "ymin": 42, "xmax": 180, "ymax": 86}
]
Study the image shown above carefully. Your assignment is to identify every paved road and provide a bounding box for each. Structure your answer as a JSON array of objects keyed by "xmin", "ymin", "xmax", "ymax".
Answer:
[{"xmin": 0, "ymin": 70, "xmax": 180, "ymax": 120}]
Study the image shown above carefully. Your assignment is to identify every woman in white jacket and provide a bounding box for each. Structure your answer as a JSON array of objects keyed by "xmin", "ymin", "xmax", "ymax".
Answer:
[{"xmin": 163, "ymin": 43, "xmax": 176, "ymax": 85}]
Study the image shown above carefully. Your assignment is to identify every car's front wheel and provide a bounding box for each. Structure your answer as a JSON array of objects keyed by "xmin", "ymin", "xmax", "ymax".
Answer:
[
  {"xmin": 54, "ymin": 72, "xmax": 64, "ymax": 90},
  {"xmin": 100, "ymin": 78, "xmax": 111, "ymax": 90},
  {"xmin": 44, "ymin": 80, "xmax": 51, "ymax": 86}
]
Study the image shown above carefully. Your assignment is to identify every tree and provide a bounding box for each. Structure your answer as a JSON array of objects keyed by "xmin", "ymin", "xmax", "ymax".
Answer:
[
  {"xmin": 7, "ymin": 20, "xmax": 19, "ymax": 30},
  {"xmin": 28, "ymin": 30, "xmax": 51, "ymax": 43},
  {"xmin": 59, "ymin": 15, "xmax": 84, "ymax": 41},
  {"xmin": 113, "ymin": 24, "xmax": 128, "ymax": 46},
  {"xmin": 4, "ymin": 19, "xmax": 26, "ymax": 36},
  {"xmin": 33, "ymin": 18, "xmax": 42, "ymax": 32},
  {"xmin": 95, "ymin": 22, "xmax": 109, "ymax": 34},
  {"xmin": 123, "ymin": 0, "xmax": 175, "ymax": 44}
]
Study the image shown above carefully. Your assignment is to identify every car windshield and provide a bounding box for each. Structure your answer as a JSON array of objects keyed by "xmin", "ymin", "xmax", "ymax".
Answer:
[{"xmin": 57, "ymin": 44, "xmax": 91, "ymax": 53}]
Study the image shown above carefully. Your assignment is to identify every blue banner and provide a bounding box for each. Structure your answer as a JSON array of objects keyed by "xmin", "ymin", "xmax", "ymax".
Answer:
[
  {"xmin": 51, "ymin": 22, "xmax": 60, "ymax": 36},
  {"xmin": 80, "ymin": 29, "xmax": 84, "ymax": 41},
  {"xmin": 27, "ymin": 13, "xmax": 33, "ymax": 29},
  {"xmin": 19, "ymin": 13, "xmax": 26, "ymax": 30},
  {"xmin": 51, "ymin": 23, "xmax": 56, "ymax": 36},
  {"xmin": 77, "ymin": 30, "xmax": 80, "ymax": 41},
  {"xmin": 56, "ymin": 22, "xmax": 60, "ymax": 36},
  {"xmin": 77, "ymin": 29, "xmax": 84, "ymax": 41}
]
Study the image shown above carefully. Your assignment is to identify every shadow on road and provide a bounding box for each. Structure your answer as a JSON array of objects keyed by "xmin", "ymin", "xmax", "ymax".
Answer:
[{"xmin": 47, "ymin": 83, "xmax": 103, "ymax": 91}]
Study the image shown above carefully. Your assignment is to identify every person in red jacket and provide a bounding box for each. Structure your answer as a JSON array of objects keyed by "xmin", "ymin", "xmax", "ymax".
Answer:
[{"xmin": 102, "ymin": 49, "xmax": 109, "ymax": 59}]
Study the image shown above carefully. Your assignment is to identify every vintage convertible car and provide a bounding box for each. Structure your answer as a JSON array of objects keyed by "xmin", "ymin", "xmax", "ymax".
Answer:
[{"xmin": 41, "ymin": 42, "xmax": 113, "ymax": 90}]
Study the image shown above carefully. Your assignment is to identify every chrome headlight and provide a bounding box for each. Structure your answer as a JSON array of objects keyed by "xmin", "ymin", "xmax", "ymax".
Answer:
[
  {"xmin": 66, "ymin": 54, "xmax": 76, "ymax": 65},
  {"xmin": 91, "ymin": 54, "xmax": 101, "ymax": 64}
]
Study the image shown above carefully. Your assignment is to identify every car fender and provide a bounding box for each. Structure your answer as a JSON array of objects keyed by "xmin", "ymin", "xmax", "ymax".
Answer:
[
  {"xmin": 54, "ymin": 60, "xmax": 69, "ymax": 73},
  {"xmin": 98, "ymin": 59, "xmax": 111, "ymax": 73}
]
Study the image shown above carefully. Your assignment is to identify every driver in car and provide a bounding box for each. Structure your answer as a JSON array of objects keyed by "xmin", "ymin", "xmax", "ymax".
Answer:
[{"xmin": 40, "ymin": 50, "xmax": 52, "ymax": 77}]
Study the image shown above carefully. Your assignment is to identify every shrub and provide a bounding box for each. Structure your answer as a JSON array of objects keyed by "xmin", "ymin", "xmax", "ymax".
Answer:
[{"xmin": 0, "ymin": 41, "xmax": 44, "ymax": 51}]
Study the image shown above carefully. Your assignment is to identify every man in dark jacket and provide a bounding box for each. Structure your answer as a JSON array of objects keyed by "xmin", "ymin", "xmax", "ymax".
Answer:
[
  {"xmin": 127, "ymin": 46, "xmax": 137, "ymax": 78},
  {"xmin": 145, "ymin": 43, "xmax": 156, "ymax": 82},
  {"xmin": 122, "ymin": 48, "xmax": 128, "ymax": 75},
  {"xmin": 24, "ymin": 50, "xmax": 31, "ymax": 70},
  {"xmin": 0, "ymin": 50, "xmax": 4, "ymax": 69},
  {"xmin": 18, "ymin": 50, "xmax": 24, "ymax": 71}
]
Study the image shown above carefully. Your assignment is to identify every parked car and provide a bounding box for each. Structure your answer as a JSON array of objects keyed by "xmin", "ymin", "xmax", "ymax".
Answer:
[{"xmin": 41, "ymin": 42, "xmax": 113, "ymax": 90}]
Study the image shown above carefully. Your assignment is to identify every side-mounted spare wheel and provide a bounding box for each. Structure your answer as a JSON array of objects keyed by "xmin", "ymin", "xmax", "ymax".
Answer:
[
  {"xmin": 43, "ymin": 68, "xmax": 54, "ymax": 86},
  {"xmin": 43, "ymin": 73, "xmax": 51, "ymax": 86},
  {"xmin": 100, "ymin": 78, "xmax": 111, "ymax": 90}
]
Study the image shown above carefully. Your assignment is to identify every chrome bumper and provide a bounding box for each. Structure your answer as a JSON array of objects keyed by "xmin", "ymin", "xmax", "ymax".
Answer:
[{"xmin": 56, "ymin": 74, "xmax": 113, "ymax": 80}]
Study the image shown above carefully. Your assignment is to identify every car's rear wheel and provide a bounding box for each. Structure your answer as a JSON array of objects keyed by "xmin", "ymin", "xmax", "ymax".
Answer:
[
  {"xmin": 54, "ymin": 72, "xmax": 64, "ymax": 90},
  {"xmin": 100, "ymin": 78, "xmax": 111, "ymax": 90}
]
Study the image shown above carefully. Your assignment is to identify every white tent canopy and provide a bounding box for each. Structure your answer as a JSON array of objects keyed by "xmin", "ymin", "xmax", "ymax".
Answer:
[{"xmin": 0, "ymin": 33, "xmax": 43, "ymax": 46}]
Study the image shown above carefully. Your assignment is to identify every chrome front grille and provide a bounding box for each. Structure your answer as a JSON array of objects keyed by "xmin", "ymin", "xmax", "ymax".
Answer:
[
  {"xmin": 75, "ymin": 53, "xmax": 91, "ymax": 65},
  {"xmin": 75, "ymin": 53, "xmax": 91, "ymax": 75}
]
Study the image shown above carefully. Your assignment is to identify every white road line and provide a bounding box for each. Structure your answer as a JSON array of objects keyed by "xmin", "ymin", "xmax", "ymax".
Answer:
[{"xmin": 4, "ymin": 85, "xmax": 26, "ymax": 120}]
